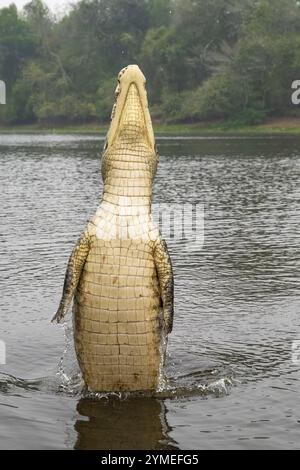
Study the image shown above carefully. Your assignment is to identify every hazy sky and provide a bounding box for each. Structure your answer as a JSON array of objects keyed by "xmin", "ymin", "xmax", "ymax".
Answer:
[{"xmin": 0, "ymin": 0, "xmax": 74, "ymax": 13}]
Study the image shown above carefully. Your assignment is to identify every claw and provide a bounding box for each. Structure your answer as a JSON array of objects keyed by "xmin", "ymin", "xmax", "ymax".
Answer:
[{"xmin": 51, "ymin": 310, "xmax": 64, "ymax": 324}]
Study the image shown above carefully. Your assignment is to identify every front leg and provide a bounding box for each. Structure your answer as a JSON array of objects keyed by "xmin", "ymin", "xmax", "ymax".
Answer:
[
  {"xmin": 154, "ymin": 238, "xmax": 174, "ymax": 334},
  {"xmin": 51, "ymin": 230, "xmax": 90, "ymax": 323}
]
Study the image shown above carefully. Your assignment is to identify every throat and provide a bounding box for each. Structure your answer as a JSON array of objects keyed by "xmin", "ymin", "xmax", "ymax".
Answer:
[
  {"xmin": 95, "ymin": 170, "xmax": 156, "ymax": 241},
  {"xmin": 102, "ymin": 161, "xmax": 153, "ymax": 212},
  {"xmin": 102, "ymin": 179, "xmax": 152, "ymax": 213},
  {"xmin": 95, "ymin": 179, "xmax": 155, "ymax": 241}
]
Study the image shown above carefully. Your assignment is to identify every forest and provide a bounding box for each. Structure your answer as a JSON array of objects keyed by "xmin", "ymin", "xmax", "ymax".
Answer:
[{"xmin": 1, "ymin": 0, "xmax": 300, "ymax": 126}]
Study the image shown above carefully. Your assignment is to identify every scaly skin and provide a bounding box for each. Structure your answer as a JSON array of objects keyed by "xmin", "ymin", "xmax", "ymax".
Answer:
[{"xmin": 52, "ymin": 65, "xmax": 174, "ymax": 392}]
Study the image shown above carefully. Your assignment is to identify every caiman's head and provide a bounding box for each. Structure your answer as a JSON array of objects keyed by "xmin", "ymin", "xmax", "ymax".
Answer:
[{"xmin": 102, "ymin": 65, "xmax": 158, "ymax": 183}]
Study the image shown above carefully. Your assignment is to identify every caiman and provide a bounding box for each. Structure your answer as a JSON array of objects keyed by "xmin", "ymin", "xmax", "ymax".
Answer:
[{"xmin": 52, "ymin": 65, "xmax": 174, "ymax": 392}]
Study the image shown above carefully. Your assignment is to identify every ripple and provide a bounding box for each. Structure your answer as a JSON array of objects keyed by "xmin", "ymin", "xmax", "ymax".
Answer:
[{"xmin": 1, "ymin": 134, "xmax": 300, "ymax": 449}]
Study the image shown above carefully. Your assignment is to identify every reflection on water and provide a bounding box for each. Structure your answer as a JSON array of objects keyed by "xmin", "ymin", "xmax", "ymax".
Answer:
[
  {"xmin": 0, "ymin": 134, "xmax": 300, "ymax": 449},
  {"xmin": 75, "ymin": 397, "xmax": 177, "ymax": 450}
]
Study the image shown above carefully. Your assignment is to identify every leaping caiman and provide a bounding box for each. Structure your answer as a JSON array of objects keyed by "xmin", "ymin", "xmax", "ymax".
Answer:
[{"xmin": 52, "ymin": 65, "xmax": 174, "ymax": 392}]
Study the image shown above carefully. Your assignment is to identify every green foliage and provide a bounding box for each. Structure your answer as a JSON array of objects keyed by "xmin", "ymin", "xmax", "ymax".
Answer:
[
  {"xmin": 1, "ymin": 0, "xmax": 300, "ymax": 125},
  {"xmin": 0, "ymin": 4, "xmax": 36, "ymax": 87},
  {"xmin": 228, "ymin": 107, "xmax": 268, "ymax": 126},
  {"xmin": 96, "ymin": 77, "xmax": 117, "ymax": 122},
  {"xmin": 159, "ymin": 92, "xmax": 187, "ymax": 122},
  {"xmin": 146, "ymin": 0, "xmax": 172, "ymax": 28}
]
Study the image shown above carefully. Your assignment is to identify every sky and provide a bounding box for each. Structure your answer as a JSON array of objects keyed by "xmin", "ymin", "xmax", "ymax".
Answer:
[{"xmin": 0, "ymin": 0, "xmax": 74, "ymax": 13}]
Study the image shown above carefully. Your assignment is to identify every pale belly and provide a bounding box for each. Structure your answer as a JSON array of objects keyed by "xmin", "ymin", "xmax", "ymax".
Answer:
[{"xmin": 73, "ymin": 239, "xmax": 162, "ymax": 392}]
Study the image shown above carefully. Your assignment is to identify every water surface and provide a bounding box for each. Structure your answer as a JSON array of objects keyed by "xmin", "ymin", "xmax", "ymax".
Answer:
[{"xmin": 0, "ymin": 134, "xmax": 299, "ymax": 449}]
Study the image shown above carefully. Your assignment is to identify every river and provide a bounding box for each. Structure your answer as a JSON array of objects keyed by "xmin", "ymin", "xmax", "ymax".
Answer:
[{"xmin": 0, "ymin": 134, "xmax": 299, "ymax": 449}]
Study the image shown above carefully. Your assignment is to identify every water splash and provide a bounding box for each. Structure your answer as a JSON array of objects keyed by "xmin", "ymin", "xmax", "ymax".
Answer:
[
  {"xmin": 0, "ymin": 323, "xmax": 235, "ymax": 400},
  {"xmin": 157, "ymin": 330, "xmax": 169, "ymax": 392},
  {"xmin": 55, "ymin": 322, "xmax": 83, "ymax": 395},
  {"xmin": 156, "ymin": 376, "xmax": 234, "ymax": 399}
]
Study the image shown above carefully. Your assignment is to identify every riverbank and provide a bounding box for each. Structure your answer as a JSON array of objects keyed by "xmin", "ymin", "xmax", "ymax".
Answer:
[{"xmin": 1, "ymin": 118, "xmax": 300, "ymax": 135}]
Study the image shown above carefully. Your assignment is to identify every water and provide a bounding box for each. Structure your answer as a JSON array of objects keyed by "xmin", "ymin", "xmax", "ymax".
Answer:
[{"xmin": 0, "ymin": 134, "xmax": 299, "ymax": 450}]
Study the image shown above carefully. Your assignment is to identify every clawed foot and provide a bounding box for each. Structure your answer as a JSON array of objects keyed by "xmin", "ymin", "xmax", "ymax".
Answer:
[{"xmin": 51, "ymin": 309, "xmax": 65, "ymax": 324}]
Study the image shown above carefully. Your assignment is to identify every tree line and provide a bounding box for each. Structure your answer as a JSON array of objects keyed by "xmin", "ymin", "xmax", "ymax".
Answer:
[{"xmin": 0, "ymin": 0, "xmax": 300, "ymax": 126}]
